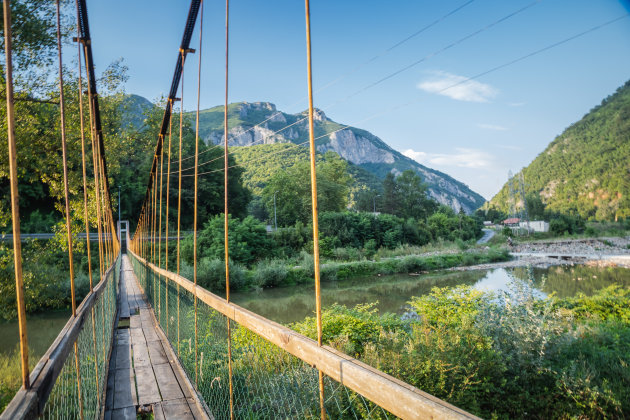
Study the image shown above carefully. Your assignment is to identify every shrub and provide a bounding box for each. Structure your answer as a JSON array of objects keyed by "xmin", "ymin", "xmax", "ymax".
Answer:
[
  {"xmin": 332, "ymin": 247, "xmax": 364, "ymax": 262},
  {"xmin": 182, "ymin": 214, "xmax": 271, "ymax": 266},
  {"xmin": 182, "ymin": 258, "xmax": 247, "ymax": 292},
  {"xmin": 253, "ymin": 260, "xmax": 289, "ymax": 288},
  {"xmin": 291, "ymin": 303, "xmax": 404, "ymax": 356}
]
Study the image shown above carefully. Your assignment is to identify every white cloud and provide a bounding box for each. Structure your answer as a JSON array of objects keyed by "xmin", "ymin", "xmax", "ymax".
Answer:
[
  {"xmin": 402, "ymin": 149, "xmax": 427, "ymax": 162},
  {"xmin": 404, "ymin": 147, "xmax": 494, "ymax": 169},
  {"xmin": 508, "ymin": 102, "xmax": 526, "ymax": 107},
  {"xmin": 417, "ymin": 71, "xmax": 498, "ymax": 103},
  {"xmin": 477, "ymin": 123, "xmax": 507, "ymax": 131}
]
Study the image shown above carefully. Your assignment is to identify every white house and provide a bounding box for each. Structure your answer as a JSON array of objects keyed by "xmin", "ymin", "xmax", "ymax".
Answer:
[{"xmin": 519, "ymin": 220, "xmax": 549, "ymax": 233}]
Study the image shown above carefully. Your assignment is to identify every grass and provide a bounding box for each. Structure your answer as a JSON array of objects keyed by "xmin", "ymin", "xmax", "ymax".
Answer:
[{"xmin": 0, "ymin": 347, "xmax": 37, "ymax": 413}]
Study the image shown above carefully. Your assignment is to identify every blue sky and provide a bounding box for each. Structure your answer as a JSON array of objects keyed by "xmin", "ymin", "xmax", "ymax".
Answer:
[{"xmin": 87, "ymin": 0, "xmax": 630, "ymax": 199}]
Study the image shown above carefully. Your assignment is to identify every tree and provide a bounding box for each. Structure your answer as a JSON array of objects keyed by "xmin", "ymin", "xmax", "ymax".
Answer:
[
  {"xmin": 380, "ymin": 170, "xmax": 437, "ymax": 220},
  {"xmin": 525, "ymin": 192, "xmax": 545, "ymax": 220},
  {"xmin": 395, "ymin": 170, "xmax": 437, "ymax": 220},
  {"xmin": 261, "ymin": 152, "xmax": 351, "ymax": 226},
  {"xmin": 382, "ymin": 172, "xmax": 397, "ymax": 215},
  {"xmin": 181, "ymin": 214, "xmax": 271, "ymax": 266}
]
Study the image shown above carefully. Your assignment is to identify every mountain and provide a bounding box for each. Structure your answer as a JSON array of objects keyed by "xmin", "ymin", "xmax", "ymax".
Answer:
[
  {"xmin": 189, "ymin": 102, "xmax": 485, "ymax": 213},
  {"xmin": 230, "ymin": 143, "xmax": 383, "ymax": 198},
  {"xmin": 488, "ymin": 80, "xmax": 630, "ymax": 221},
  {"xmin": 120, "ymin": 94, "xmax": 154, "ymax": 130}
]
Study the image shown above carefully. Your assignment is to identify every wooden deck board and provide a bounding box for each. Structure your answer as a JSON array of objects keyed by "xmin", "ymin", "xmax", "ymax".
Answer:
[
  {"xmin": 114, "ymin": 342, "xmax": 131, "ymax": 371},
  {"xmin": 135, "ymin": 365, "xmax": 161, "ymax": 406},
  {"xmin": 153, "ymin": 363, "xmax": 184, "ymax": 401},
  {"xmin": 129, "ymin": 327, "xmax": 147, "ymax": 346},
  {"xmin": 105, "ymin": 255, "xmax": 209, "ymax": 419},
  {"xmin": 132, "ymin": 337, "xmax": 151, "ymax": 367},
  {"xmin": 110, "ymin": 406, "xmax": 136, "ymax": 420},
  {"xmin": 160, "ymin": 398, "xmax": 195, "ymax": 420},
  {"xmin": 112, "ymin": 367, "xmax": 136, "ymax": 409},
  {"xmin": 147, "ymin": 339, "xmax": 169, "ymax": 365}
]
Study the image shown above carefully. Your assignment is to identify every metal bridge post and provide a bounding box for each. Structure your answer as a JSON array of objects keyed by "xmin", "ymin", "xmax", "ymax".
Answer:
[
  {"xmin": 304, "ymin": 0, "xmax": 326, "ymax": 417},
  {"xmin": 2, "ymin": 0, "xmax": 30, "ymax": 390}
]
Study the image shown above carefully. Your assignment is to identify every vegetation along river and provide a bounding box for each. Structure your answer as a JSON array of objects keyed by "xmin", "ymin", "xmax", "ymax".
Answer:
[
  {"xmin": 1, "ymin": 265, "xmax": 628, "ymax": 356},
  {"xmin": 231, "ymin": 264, "xmax": 630, "ymax": 325}
]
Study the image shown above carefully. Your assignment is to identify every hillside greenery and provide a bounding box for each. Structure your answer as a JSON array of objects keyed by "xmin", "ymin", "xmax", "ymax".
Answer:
[
  {"xmin": 489, "ymin": 80, "xmax": 630, "ymax": 221},
  {"xmin": 187, "ymin": 101, "xmax": 485, "ymax": 212},
  {"xmin": 231, "ymin": 143, "xmax": 381, "ymax": 195}
]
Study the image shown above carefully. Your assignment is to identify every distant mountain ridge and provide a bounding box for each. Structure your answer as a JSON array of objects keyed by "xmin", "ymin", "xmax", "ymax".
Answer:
[
  {"xmin": 190, "ymin": 101, "xmax": 485, "ymax": 213},
  {"xmin": 120, "ymin": 96, "xmax": 485, "ymax": 213},
  {"xmin": 488, "ymin": 80, "xmax": 630, "ymax": 221}
]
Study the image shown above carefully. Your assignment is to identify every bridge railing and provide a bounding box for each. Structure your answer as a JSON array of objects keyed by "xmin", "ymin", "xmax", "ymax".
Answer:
[
  {"xmin": 1, "ymin": 256, "xmax": 121, "ymax": 420},
  {"xmin": 128, "ymin": 248, "xmax": 478, "ymax": 420}
]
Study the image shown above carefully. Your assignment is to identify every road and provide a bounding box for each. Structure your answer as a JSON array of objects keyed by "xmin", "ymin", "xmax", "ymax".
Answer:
[{"xmin": 477, "ymin": 228, "xmax": 495, "ymax": 244}]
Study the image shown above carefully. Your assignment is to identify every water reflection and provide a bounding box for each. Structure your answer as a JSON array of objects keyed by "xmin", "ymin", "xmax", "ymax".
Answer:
[{"xmin": 232, "ymin": 265, "xmax": 630, "ymax": 324}]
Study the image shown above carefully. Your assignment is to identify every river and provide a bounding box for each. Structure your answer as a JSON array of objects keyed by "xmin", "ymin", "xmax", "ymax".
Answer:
[
  {"xmin": 231, "ymin": 264, "xmax": 630, "ymax": 325},
  {"xmin": 0, "ymin": 310, "xmax": 71, "ymax": 359},
  {"xmin": 1, "ymin": 265, "xmax": 628, "ymax": 357}
]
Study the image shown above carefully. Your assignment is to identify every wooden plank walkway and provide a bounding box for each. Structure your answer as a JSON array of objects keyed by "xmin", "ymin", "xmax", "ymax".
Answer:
[{"xmin": 105, "ymin": 255, "xmax": 209, "ymax": 420}]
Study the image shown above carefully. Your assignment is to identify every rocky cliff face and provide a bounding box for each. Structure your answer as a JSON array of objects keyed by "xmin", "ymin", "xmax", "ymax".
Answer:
[
  {"xmin": 183, "ymin": 101, "xmax": 484, "ymax": 213},
  {"xmin": 318, "ymin": 130, "xmax": 396, "ymax": 165},
  {"xmin": 120, "ymin": 96, "xmax": 483, "ymax": 213}
]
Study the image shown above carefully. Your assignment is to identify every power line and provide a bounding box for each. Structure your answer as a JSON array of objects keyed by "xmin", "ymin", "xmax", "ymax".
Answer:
[
  {"xmin": 166, "ymin": 1, "xmax": 478, "ymax": 166},
  {"xmin": 189, "ymin": 13, "xmax": 629, "ymax": 179},
  {"xmin": 334, "ymin": 0, "xmax": 541, "ymax": 105}
]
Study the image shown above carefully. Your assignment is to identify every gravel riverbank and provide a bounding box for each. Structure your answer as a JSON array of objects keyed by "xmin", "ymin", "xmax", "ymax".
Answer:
[{"xmin": 450, "ymin": 236, "xmax": 630, "ymax": 271}]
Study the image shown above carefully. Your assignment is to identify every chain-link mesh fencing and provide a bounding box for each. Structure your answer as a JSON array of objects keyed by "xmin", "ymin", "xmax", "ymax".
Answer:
[
  {"xmin": 129, "ymin": 253, "xmax": 396, "ymax": 419},
  {"xmin": 41, "ymin": 256, "xmax": 120, "ymax": 420}
]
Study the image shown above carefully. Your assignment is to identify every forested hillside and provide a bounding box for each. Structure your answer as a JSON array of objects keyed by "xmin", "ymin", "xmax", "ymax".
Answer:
[
  {"xmin": 489, "ymin": 80, "xmax": 630, "ymax": 221},
  {"xmin": 187, "ymin": 101, "xmax": 485, "ymax": 213},
  {"xmin": 231, "ymin": 143, "xmax": 382, "ymax": 196}
]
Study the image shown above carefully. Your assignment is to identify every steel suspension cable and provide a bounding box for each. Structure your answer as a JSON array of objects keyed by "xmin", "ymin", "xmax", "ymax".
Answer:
[
  {"xmin": 193, "ymin": 0, "xmax": 205, "ymax": 387},
  {"xmin": 165, "ymin": 101, "xmax": 173, "ymax": 338},
  {"xmin": 56, "ymin": 2, "xmax": 84, "ymax": 419},
  {"xmin": 158, "ymin": 137, "xmax": 164, "ymax": 323},
  {"xmin": 304, "ymin": 0, "xmax": 325, "ymax": 418},
  {"xmin": 152, "ymin": 174, "xmax": 157, "ymax": 308},
  {"xmin": 223, "ymin": 0, "xmax": 235, "ymax": 417},
  {"xmin": 177, "ymin": 50, "xmax": 186, "ymax": 357},
  {"xmin": 74, "ymin": 0, "xmax": 99, "ymax": 402},
  {"xmin": 2, "ymin": 0, "xmax": 29, "ymax": 390}
]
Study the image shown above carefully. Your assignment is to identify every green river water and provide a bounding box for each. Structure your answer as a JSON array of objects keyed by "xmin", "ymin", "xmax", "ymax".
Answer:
[{"xmin": 1, "ymin": 264, "xmax": 628, "ymax": 360}]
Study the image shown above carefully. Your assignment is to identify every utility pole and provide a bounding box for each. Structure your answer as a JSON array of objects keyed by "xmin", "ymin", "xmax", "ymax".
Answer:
[
  {"xmin": 273, "ymin": 191, "xmax": 277, "ymax": 231},
  {"xmin": 373, "ymin": 194, "xmax": 380, "ymax": 214}
]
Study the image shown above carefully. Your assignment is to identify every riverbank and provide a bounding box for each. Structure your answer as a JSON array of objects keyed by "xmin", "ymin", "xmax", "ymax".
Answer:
[{"xmin": 448, "ymin": 236, "xmax": 630, "ymax": 271}]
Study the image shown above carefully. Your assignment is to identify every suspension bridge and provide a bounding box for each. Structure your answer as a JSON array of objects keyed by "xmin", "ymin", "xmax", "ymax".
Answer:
[{"xmin": 0, "ymin": 0, "xmax": 564, "ymax": 418}]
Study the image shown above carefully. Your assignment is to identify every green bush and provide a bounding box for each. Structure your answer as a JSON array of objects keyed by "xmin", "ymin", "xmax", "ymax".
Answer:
[
  {"xmin": 319, "ymin": 283, "xmax": 630, "ymax": 419},
  {"xmin": 291, "ymin": 303, "xmax": 404, "ymax": 356},
  {"xmin": 182, "ymin": 214, "xmax": 271, "ymax": 267},
  {"xmin": 253, "ymin": 260, "xmax": 290, "ymax": 288},
  {"xmin": 181, "ymin": 258, "xmax": 247, "ymax": 292}
]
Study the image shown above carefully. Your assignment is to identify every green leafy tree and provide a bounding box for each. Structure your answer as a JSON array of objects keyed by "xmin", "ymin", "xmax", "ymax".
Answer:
[
  {"xmin": 395, "ymin": 170, "xmax": 438, "ymax": 220},
  {"xmin": 182, "ymin": 213, "xmax": 270, "ymax": 266},
  {"xmin": 382, "ymin": 172, "xmax": 397, "ymax": 215},
  {"xmin": 261, "ymin": 152, "xmax": 351, "ymax": 226}
]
